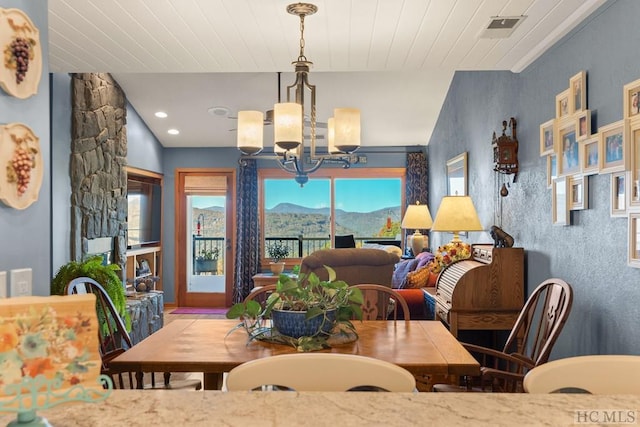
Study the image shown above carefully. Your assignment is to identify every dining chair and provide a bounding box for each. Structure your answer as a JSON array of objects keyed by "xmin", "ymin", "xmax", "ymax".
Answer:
[
  {"xmin": 243, "ymin": 284, "xmax": 277, "ymax": 306},
  {"xmin": 349, "ymin": 284, "xmax": 411, "ymax": 321},
  {"xmin": 523, "ymin": 355, "xmax": 640, "ymax": 394},
  {"xmin": 66, "ymin": 277, "xmax": 202, "ymax": 390},
  {"xmin": 433, "ymin": 278, "xmax": 573, "ymax": 392},
  {"xmin": 225, "ymin": 353, "xmax": 416, "ymax": 392}
]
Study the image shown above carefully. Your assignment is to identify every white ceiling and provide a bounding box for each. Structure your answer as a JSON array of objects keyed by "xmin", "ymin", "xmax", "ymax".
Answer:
[{"xmin": 48, "ymin": 0, "xmax": 606, "ymax": 148}]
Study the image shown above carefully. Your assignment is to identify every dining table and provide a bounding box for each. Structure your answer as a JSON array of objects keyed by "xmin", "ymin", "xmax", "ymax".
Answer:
[{"xmin": 109, "ymin": 319, "xmax": 480, "ymax": 390}]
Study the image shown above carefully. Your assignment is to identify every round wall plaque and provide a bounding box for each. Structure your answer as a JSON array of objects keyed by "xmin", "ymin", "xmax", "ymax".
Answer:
[
  {"xmin": 0, "ymin": 8, "xmax": 42, "ymax": 99},
  {"xmin": 0, "ymin": 123, "xmax": 42, "ymax": 210}
]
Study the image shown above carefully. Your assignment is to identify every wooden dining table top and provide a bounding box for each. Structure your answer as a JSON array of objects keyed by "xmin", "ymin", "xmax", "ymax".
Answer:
[{"xmin": 110, "ymin": 319, "xmax": 480, "ymax": 382}]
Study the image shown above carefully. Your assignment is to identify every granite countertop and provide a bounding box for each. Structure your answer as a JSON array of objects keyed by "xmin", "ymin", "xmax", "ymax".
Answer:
[{"xmin": 1, "ymin": 391, "xmax": 638, "ymax": 426}]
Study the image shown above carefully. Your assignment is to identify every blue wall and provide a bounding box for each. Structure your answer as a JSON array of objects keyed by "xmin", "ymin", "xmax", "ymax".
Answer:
[
  {"xmin": 429, "ymin": 0, "xmax": 640, "ymax": 358},
  {"xmin": 0, "ymin": 0, "xmax": 50, "ymax": 295}
]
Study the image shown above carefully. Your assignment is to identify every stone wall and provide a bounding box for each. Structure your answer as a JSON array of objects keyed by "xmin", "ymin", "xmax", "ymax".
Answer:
[{"xmin": 70, "ymin": 73, "xmax": 127, "ymax": 278}]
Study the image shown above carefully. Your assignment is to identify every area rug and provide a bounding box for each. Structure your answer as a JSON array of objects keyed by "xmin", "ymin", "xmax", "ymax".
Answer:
[{"xmin": 170, "ymin": 307, "xmax": 228, "ymax": 315}]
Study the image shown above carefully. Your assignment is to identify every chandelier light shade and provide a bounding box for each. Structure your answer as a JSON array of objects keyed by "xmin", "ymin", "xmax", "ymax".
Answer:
[
  {"xmin": 237, "ymin": 2, "xmax": 361, "ymax": 186},
  {"xmin": 401, "ymin": 201, "xmax": 433, "ymax": 256},
  {"xmin": 334, "ymin": 108, "xmax": 361, "ymax": 153},
  {"xmin": 237, "ymin": 110, "xmax": 264, "ymax": 155},
  {"xmin": 431, "ymin": 196, "xmax": 484, "ymax": 243},
  {"xmin": 274, "ymin": 102, "xmax": 303, "ymax": 150},
  {"xmin": 327, "ymin": 117, "xmax": 339, "ymax": 154}
]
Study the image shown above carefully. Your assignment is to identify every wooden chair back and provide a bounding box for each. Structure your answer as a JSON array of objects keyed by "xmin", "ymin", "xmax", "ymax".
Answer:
[
  {"xmin": 504, "ymin": 278, "xmax": 573, "ymax": 366},
  {"xmin": 225, "ymin": 353, "xmax": 416, "ymax": 392},
  {"xmin": 350, "ymin": 284, "xmax": 411, "ymax": 321},
  {"xmin": 66, "ymin": 277, "xmax": 202, "ymax": 390},
  {"xmin": 243, "ymin": 284, "xmax": 277, "ymax": 306},
  {"xmin": 524, "ymin": 355, "xmax": 640, "ymax": 394},
  {"xmin": 66, "ymin": 277, "xmax": 134, "ymax": 389},
  {"xmin": 433, "ymin": 278, "xmax": 573, "ymax": 392}
]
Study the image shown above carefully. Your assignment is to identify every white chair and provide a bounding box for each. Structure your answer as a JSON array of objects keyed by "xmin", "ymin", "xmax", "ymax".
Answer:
[
  {"xmin": 225, "ymin": 353, "xmax": 416, "ymax": 392},
  {"xmin": 523, "ymin": 355, "xmax": 640, "ymax": 394}
]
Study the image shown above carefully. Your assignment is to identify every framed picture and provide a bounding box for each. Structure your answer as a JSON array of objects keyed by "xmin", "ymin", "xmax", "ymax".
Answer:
[
  {"xmin": 580, "ymin": 135, "xmax": 599, "ymax": 176},
  {"xmin": 598, "ymin": 120, "xmax": 627, "ymax": 174},
  {"xmin": 610, "ymin": 171, "xmax": 627, "ymax": 217},
  {"xmin": 569, "ymin": 175, "xmax": 588, "ymax": 211},
  {"xmin": 569, "ymin": 71, "xmax": 586, "ymax": 113},
  {"xmin": 627, "ymin": 119, "xmax": 640, "ymax": 209},
  {"xmin": 556, "ymin": 118, "xmax": 580, "ymax": 176},
  {"xmin": 575, "ymin": 110, "xmax": 591, "ymax": 141},
  {"xmin": 552, "ymin": 177, "xmax": 570, "ymax": 226},
  {"xmin": 547, "ymin": 154, "xmax": 557, "ymax": 189},
  {"xmin": 446, "ymin": 152, "xmax": 467, "ymax": 196},
  {"xmin": 556, "ymin": 89, "xmax": 570, "ymax": 119},
  {"xmin": 623, "ymin": 77, "xmax": 640, "ymax": 120},
  {"xmin": 539, "ymin": 119, "xmax": 555, "ymax": 156},
  {"xmin": 628, "ymin": 213, "xmax": 640, "ymax": 268}
]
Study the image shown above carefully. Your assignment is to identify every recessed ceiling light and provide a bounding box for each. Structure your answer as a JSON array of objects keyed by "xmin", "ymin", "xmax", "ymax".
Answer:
[
  {"xmin": 208, "ymin": 106, "xmax": 231, "ymax": 117},
  {"xmin": 155, "ymin": 111, "xmax": 168, "ymax": 118},
  {"xmin": 167, "ymin": 129, "xmax": 179, "ymax": 135}
]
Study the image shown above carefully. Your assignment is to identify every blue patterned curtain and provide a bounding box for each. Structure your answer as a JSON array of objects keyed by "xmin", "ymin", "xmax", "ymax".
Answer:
[
  {"xmin": 406, "ymin": 151, "xmax": 428, "ymax": 206},
  {"xmin": 233, "ymin": 160, "xmax": 260, "ymax": 302}
]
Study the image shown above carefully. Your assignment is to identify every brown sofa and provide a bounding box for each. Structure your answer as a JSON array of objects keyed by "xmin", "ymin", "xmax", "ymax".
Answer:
[{"xmin": 300, "ymin": 248, "xmax": 399, "ymax": 287}]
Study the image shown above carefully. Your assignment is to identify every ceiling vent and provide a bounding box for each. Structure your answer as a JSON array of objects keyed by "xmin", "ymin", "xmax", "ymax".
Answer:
[{"xmin": 479, "ymin": 15, "xmax": 527, "ymax": 39}]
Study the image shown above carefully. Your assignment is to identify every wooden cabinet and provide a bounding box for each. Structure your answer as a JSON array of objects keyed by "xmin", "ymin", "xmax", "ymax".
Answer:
[
  {"xmin": 126, "ymin": 245, "xmax": 162, "ymax": 292},
  {"xmin": 434, "ymin": 244, "xmax": 524, "ymax": 337}
]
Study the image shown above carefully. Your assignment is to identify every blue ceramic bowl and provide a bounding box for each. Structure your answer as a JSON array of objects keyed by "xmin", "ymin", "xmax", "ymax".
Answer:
[{"xmin": 272, "ymin": 309, "xmax": 337, "ymax": 338}]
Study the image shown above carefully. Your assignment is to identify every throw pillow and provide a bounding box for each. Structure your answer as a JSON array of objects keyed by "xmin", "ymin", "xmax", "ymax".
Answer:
[
  {"xmin": 391, "ymin": 258, "xmax": 420, "ymax": 289},
  {"xmin": 405, "ymin": 265, "xmax": 432, "ymax": 289},
  {"xmin": 415, "ymin": 252, "xmax": 435, "ymax": 269}
]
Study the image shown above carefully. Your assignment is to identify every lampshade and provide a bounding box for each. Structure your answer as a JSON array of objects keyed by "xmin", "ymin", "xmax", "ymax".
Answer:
[
  {"xmin": 401, "ymin": 201, "xmax": 433, "ymax": 256},
  {"xmin": 334, "ymin": 108, "xmax": 361, "ymax": 153},
  {"xmin": 327, "ymin": 117, "xmax": 340, "ymax": 154},
  {"xmin": 237, "ymin": 110, "xmax": 264, "ymax": 155},
  {"xmin": 431, "ymin": 196, "xmax": 483, "ymax": 242},
  {"xmin": 274, "ymin": 102, "xmax": 302, "ymax": 151}
]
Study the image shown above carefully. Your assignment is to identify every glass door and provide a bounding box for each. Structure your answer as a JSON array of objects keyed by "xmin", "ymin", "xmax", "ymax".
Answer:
[{"xmin": 176, "ymin": 170, "xmax": 235, "ymax": 308}]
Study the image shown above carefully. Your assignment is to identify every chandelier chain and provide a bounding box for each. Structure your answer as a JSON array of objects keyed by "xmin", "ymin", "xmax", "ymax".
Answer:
[{"xmin": 298, "ymin": 14, "xmax": 307, "ymax": 62}]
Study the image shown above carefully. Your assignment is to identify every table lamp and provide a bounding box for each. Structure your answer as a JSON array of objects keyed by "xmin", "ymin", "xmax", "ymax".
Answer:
[
  {"xmin": 401, "ymin": 201, "xmax": 433, "ymax": 256},
  {"xmin": 431, "ymin": 195, "xmax": 483, "ymax": 243}
]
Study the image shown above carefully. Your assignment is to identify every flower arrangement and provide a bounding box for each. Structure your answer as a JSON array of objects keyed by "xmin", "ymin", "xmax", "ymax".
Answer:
[{"xmin": 426, "ymin": 241, "xmax": 472, "ymax": 274}]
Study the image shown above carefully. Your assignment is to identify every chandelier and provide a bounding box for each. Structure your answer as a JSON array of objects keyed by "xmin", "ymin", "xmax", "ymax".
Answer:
[{"xmin": 237, "ymin": 2, "xmax": 361, "ymax": 186}]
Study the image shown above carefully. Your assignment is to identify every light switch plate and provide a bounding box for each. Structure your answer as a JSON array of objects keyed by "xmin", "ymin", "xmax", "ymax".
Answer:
[
  {"xmin": 10, "ymin": 268, "xmax": 32, "ymax": 297},
  {"xmin": 0, "ymin": 271, "xmax": 6, "ymax": 298}
]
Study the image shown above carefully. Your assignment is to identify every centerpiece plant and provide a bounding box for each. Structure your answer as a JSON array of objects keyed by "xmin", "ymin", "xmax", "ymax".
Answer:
[{"xmin": 226, "ymin": 266, "xmax": 364, "ymax": 352}]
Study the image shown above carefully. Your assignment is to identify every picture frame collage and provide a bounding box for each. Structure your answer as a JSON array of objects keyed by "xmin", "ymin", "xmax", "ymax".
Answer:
[
  {"xmin": 540, "ymin": 72, "xmax": 640, "ymax": 268},
  {"xmin": 623, "ymin": 77, "xmax": 640, "ymax": 267},
  {"xmin": 540, "ymin": 71, "xmax": 590, "ymax": 225}
]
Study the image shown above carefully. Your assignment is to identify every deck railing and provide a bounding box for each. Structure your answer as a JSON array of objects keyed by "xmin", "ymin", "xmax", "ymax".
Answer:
[{"xmin": 192, "ymin": 235, "xmax": 400, "ymax": 261}]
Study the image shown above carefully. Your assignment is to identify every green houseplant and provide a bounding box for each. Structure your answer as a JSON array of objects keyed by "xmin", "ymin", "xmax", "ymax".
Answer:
[
  {"xmin": 195, "ymin": 247, "xmax": 219, "ymax": 274},
  {"xmin": 267, "ymin": 240, "xmax": 290, "ymax": 274},
  {"xmin": 226, "ymin": 265, "xmax": 363, "ymax": 352},
  {"xmin": 51, "ymin": 255, "xmax": 130, "ymax": 330}
]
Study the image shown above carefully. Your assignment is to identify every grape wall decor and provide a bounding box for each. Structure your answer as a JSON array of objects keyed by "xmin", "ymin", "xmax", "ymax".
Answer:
[
  {"xmin": 0, "ymin": 8, "xmax": 42, "ymax": 99},
  {"xmin": 0, "ymin": 123, "xmax": 42, "ymax": 210}
]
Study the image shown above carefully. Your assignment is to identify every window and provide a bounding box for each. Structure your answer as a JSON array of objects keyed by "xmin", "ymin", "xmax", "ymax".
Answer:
[{"xmin": 260, "ymin": 168, "xmax": 405, "ymax": 259}]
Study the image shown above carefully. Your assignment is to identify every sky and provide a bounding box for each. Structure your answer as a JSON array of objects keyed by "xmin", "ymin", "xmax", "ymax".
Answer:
[{"xmin": 264, "ymin": 178, "xmax": 401, "ymax": 212}]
